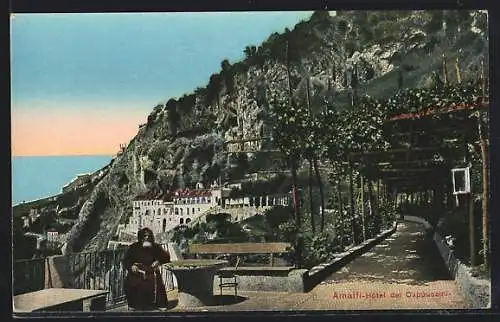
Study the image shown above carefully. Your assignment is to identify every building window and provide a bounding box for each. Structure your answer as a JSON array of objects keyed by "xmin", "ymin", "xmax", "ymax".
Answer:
[
  {"xmin": 186, "ymin": 218, "xmax": 191, "ymax": 224},
  {"xmin": 180, "ymin": 208, "xmax": 183, "ymax": 215},
  {"xmin": 187, "ymin": 208, "xmax": 190, "ymax": 215},
  {"xmin": 180, "ymin": 218, "xmax": 184, "ymax": 224},
  {"xmin": 192, "ymin": 208, "xmax": 195, "ymax": 214},
  {"xmin": 175, "ymin": 208, "xmax": 179, "ymax": 215}
]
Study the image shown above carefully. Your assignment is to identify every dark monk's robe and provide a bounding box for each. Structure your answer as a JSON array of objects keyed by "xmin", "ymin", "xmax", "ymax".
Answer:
[{"xmin": 123, "ymin": 243, "xmax": 171, "ymax": 310}]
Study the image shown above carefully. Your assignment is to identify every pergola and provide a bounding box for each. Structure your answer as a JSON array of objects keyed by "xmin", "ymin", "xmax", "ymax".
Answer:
[
  {"xmin": 346, "ymin": 100, "xmax": 489, "ymax": 266},
  {"xmin": 349, "ymin": 101, "xmax": 489, "ymax": 193}
]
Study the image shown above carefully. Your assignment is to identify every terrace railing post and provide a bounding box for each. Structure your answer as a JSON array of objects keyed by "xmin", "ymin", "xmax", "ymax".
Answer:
[
  {"xmin": 348, "ymin": 156, "xmax": 358, "ymax": 245},
  {"xmin": 337, "ymin": 180, "xmax": 343, "ymax": 249},
  {"xmin": 360, "ymin": 176, "xmax": 366, "ymax": 241},
  {"xmin": 468, "ymin": 192, "xmax": 477, "ymax": 267}
]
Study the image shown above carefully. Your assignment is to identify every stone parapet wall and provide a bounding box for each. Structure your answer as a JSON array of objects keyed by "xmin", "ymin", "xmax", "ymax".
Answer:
[
  {"xmin": 213, "ymin": 267, "xmax": 307, "ymax": 293},
  {"xmin": 403, "ymin": 215, "xmax": 490, "ymax": 309},
  {"xmin": 433, "ymin": 232, "xmax": 490, "ymax": 308},
  {"xmin": 305, "ymin": 222, "xmax": 399, "ymax": 292}
]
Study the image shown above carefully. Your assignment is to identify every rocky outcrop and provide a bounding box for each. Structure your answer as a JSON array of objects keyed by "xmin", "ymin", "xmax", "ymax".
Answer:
[{"xmin": 56, "ymin": 10, "xmax": 488, "ymax": 253}]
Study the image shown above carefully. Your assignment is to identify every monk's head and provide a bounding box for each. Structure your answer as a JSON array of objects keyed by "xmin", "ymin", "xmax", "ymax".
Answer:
[{"xmin": 138, "ymin": 227, "xmax": 154, "ymax": 247}]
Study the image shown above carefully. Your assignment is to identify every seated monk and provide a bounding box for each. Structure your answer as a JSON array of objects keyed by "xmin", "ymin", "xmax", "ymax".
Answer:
[{"xmin": 123, "ymin": 227, "xmax": 171, "ymax": 310}]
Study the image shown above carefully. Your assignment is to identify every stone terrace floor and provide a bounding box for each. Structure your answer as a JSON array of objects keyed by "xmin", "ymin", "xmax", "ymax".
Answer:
[{"xmin": 108, "ymin": 221, "xmax": 469, "ymax": 312}]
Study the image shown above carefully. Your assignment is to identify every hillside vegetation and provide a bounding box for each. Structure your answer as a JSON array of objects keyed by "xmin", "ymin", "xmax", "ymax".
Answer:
[{"xmin": 12, "ymin": 10, "xmax": 489, "ymax": 255}]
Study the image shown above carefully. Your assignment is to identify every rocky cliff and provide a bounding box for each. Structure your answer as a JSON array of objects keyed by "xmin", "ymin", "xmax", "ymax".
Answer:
[{"xmin": 29, "ymin": 10, "xmax": 488, "ymax": 253}]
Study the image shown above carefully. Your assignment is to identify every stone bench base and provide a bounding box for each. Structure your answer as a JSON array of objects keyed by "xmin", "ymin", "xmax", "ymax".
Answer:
[{"xmin": 214, "ymin": 266, "xmax": 308, "ymax": 293}]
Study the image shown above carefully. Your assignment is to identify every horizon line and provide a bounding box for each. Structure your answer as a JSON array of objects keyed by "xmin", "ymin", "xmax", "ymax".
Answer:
[{"xmin": 12, "ymin": 153, "xmax": 115, "ymax": 158}]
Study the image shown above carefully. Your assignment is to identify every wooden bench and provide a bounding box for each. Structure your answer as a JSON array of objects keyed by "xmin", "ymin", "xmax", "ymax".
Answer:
[
  {"xmin": 189, "ymin": 242, "xmax": 292, "ymax": 267},
  {"xmin": 189, "ymin": 242, "xmax": 292, "ymax": 296}
]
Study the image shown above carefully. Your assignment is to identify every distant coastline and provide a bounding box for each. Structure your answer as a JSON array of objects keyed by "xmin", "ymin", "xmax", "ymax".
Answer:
[{"xmin": 12, "ymin": 155, "xmax": 113, "ymax": 206}]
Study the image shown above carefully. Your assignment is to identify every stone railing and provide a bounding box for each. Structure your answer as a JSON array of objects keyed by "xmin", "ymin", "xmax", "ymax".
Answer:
[
  {"xmin": 14, "ymin": 246, "xmax": 177, "ymax": 308},
  {"xmin": 305, "ymin": 221, "xmax": 399, "ymax": 291},
  {"xmin": 404, "ymin": 215, "xmax": 491, "ymax": 308}
]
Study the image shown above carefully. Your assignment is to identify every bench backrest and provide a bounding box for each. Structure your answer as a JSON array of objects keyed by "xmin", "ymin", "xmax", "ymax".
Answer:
[{"xmin": 189, "ymin": 242, "xmax": 291, "ymax": 255}]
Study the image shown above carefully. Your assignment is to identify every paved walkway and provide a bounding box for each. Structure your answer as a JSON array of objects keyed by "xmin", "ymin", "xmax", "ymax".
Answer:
[
  {"xmin": 109, "ymin": 221, "xmax": 468, "ymax": 312},
  {"xmin": 299, "ymin": 221, "xmax": 468, "ymax": 310}
]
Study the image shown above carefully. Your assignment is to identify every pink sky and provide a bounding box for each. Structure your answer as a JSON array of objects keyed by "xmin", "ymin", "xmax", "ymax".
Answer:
[{"xmin": 11, "ymin": 101, "xmax": 153, "ymax": 156}]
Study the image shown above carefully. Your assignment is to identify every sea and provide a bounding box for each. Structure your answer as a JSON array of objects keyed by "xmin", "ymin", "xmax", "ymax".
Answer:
[{"xmin": 11, "ymin": 155, "xmax": 113, "ymax": 206}]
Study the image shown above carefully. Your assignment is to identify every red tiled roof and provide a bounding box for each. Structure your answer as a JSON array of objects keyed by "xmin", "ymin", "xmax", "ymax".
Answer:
[
  {"xmin": 133, "ymin": 191, "xmax": 163, "ymax": 201},
  {"xmin": 173, "ymin": 188, "xmax": 213, "ymax": 198},
  {"xmin": 162, "ymin": 194, "xmax": 174, "ymax": 202},
  {"xmin": 134, "ymin": 188, "xmax": 213, "ymax": 201},
  {"xmin": 133, "ymin": 194, "xmax": 156, "ymax": 201},
  {"xmin": 388, "ymin": 101, "xmax": 489, "ymax": 121}
]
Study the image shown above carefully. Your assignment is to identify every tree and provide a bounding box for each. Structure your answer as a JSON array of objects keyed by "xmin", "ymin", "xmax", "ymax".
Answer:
[
  {"xmin": 337, "ymin": 19, "xmax": 349, "ymax": 37},
  {"xmin": 206, "ymin": 73, "xmax": 222, "ymax": 107},
  {"xmin": 166, "ymin": 98, "xmax": 180, "ymax": 135},
  {"xmin": 310, "ymin": 10, "xmax": 331, "ymax": 25},
  {"xmin": 267, "ymin": 39, "xmax": 307, "ymax": 267},
  {"xmin": 244, "ymin": 45, "xmax": 259, "ymax": 66},
  {"xmin": 13, "ymin": 217, "xmax": 37, "ymax": 260},
  {"xmin": 220, "ymin": 59, "xmax": 235, "ymax": 94},
  {"xmin": 264, "ymin": 205, "xmax": 293, "ymax": 232},
  {"xmin": 299, "ymin": 70, "xmax": 326, "ymax": 233},
  {"xmin": 425, "ymin": 10, "xmax": 445, "ymax": 33}
]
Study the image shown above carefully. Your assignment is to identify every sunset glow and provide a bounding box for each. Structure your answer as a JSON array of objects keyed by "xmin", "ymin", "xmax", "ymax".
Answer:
[
  {"xmin": 11, "ymin": 102, "xmax": 150, "ymax": 156},
  {"xmin": 10, "ymin": 12, "xmax": 313, "ymax": 156}
]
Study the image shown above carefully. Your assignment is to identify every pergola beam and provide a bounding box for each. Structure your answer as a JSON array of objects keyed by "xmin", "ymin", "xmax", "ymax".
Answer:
[
  {"xmin": 378, "ymin": 167, "xmax": 445, "ymax": 173},
  {"xmin": 376, "ymin": 159, "xmax": 444, "ymax": 166},
  {"xmin": 349, "ymin": 146, "xmax": 441, "ymax": 158}
]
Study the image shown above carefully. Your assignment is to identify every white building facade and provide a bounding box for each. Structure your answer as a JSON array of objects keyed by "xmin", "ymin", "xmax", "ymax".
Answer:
[
  {"xmin": 122, "ymin": 185, "xmax": 231, "ymax": 238},
  {"xmin": 171, "ymin": 186, "xmax": 231, "ymax": 225},
  {"xmin": 125, "ymin": 194, "xmax": 176, "ymax": 236},
  {"xmin": 46, "ymin": 229, "xmax": 59, "ymax": 242},
  {"xmin": 121, "ymin": 183, "xmax": 291, "ymax": 240}
]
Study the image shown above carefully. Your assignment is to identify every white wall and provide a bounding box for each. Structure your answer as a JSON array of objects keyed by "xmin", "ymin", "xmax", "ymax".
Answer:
[{"xmin": 126, "ymin": 199, "xmax": 177, "ymax": 235}]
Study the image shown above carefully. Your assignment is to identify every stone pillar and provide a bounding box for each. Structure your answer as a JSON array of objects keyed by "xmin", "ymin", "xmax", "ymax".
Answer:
[{"xmin": 44, "ymin": 255, "xmax": 73, "ymax": 289}]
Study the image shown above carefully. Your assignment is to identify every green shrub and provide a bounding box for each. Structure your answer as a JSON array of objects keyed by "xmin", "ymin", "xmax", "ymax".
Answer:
[
  {"xmin": 264, "ymin": 206, "xmax": 292, "ymax": 231},
  {"xmin": 277, "ymin": 220, "xmax": 299, "ymax": 243},
  {"xmin": 302, "ymin": 231, "xmax": 343, "ymax": 268},
  {"xmin": 436, "ymin": 202, "xmax": 483, "ymax": 265},
  {"xmin": 378, "ymin": 201, "xmax": 397, "ymax": 230}
]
